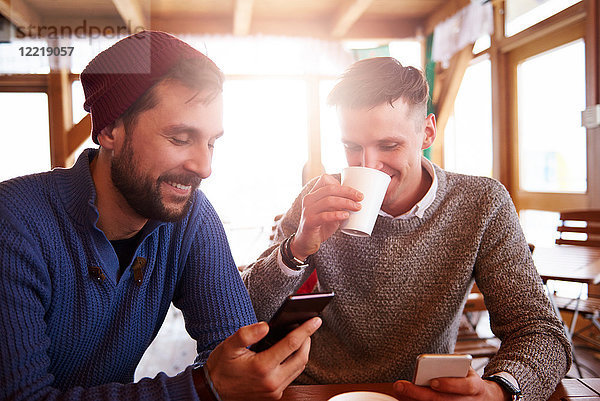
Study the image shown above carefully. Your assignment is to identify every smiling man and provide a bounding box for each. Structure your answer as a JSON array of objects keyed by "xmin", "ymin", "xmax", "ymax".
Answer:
[
  {"xmin": 241, "ymin": 57, "xmax": 571, "ymax": 400},
  {"xmin": 0, "ymin": 31, "xmax": 320, "ymax": 401}
]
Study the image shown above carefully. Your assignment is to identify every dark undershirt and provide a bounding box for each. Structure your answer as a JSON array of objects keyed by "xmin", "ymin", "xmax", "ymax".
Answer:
[{"xmin": 110, "ymin": 230, "xmax": 144, "ymax": 280}]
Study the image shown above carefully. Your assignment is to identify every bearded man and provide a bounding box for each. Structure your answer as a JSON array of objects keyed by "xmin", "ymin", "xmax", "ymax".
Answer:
[{"xmin": 0, "ymin": 31, "xmax": 320, "ymax": 401}]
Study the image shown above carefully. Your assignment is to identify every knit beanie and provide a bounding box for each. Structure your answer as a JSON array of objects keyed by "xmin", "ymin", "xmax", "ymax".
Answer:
[{"xmin": 81, "ymin": 30, "xmax": 210, "ymax": 144}]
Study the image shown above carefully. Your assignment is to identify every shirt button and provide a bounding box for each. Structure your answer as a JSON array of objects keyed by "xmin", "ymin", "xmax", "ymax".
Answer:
[{"xmin": 88, "ymin": 266, "xmax": 106, "ymax": 282}]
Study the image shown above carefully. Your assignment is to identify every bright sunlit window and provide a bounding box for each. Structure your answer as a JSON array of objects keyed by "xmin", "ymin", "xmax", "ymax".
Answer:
[
  {"xmin": 389, "ymin": 41, "xmax": 422, "ymax": 69},
  {"xmin": 444, "ymin": 58, "xmax": 493, "ymax": 177},
  {"xmin": 320, "ymin": 79, "xmax": 345, "ymax": 174},
  {"xmin": 517, "ymin": 39, "xmax": 586, "ymax": 193},
  {"xmin": 201, "ymin": 79, "xmax": 309, "ymax": 266},
  {"xmin": 0, "ymin": 93, "xmax": 50, "ymax": 181},
  {"xmin": 505, "ymin": 0, "xmax": 581, "ymax": 37},
  {"xmin": 0, "ymin": 39, "xmax": 50, "ymax": 74},
  {"xmin": 71, "ymin": 80, "xmax": 96, "ymax": 158}
]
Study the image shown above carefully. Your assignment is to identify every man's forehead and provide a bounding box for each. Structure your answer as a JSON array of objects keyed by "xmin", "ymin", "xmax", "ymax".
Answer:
[{"xmin": 154, "ymin": 80, "xmax": 222, "ymax": 105}]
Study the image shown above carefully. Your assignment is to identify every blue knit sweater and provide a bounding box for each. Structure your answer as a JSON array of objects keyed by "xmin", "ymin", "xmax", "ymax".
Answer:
[{"xmin": 0, "ymin": 149, "xmax": 257, "ymax": 400}]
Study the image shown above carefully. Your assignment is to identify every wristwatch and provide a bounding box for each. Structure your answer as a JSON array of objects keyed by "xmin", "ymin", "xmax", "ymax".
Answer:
[
  {"xmin": 280, "ymin": 233, "xmax": 310, "ymax": 271},
  {"xmin": 484, "ymin": 372, "xmax": 522, "ymax": 401},
  {"xmin": 191, "ymin": 364, "xmax": 222, "ymax": 401}
]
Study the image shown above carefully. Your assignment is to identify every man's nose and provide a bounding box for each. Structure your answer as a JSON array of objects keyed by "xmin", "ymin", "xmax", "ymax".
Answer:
[
  {"xmin": 361, "ymin": 149, "xmax": 380, "ymax": 170},
  {"xmin": 183, "ymin": 144, "xmax": 212, "ymax": 179}
]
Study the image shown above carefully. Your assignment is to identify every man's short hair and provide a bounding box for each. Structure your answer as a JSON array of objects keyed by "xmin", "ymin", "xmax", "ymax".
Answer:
[{"xmin": 327, "ymin": 57, "xmax": 429, "ymax": 120}]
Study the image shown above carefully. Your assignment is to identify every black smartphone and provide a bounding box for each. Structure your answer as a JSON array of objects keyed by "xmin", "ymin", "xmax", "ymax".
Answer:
[{"xmin": 250, "ymin": 291, "xmax": 335, "ymax": 353}]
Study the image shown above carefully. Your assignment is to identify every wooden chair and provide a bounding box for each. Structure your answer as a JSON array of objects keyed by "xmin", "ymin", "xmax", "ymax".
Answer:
[
  {"xmin": 556, "ymin": 210, "xmax": 600, "ymax": 247},
  {"xmin": 552, "ymin": 210, "xmax": 600, "ymax": 350},
  {"xmin": 455, "ymin": 283, "xmax": 499, "ymax": 360}
]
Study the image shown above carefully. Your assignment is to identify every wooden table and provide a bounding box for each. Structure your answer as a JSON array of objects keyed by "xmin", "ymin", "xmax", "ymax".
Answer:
[
  {"xmin": 280, "ymin": 379, "xmax": 600, "ymax": 400},
  {"xmin": 532, "ymin": 245, "xmax": 600, "ymax": 377},
  {"xmin": 533, "ymin": 245, "xmax": 600, "ymax": 285}
]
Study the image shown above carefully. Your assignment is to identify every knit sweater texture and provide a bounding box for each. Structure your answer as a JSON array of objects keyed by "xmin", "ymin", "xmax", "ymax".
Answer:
[
  {"xmin": 0, "ymin": 149, "xmax": 256, "ymax": 401},
  {"xmin": 242, "ymin": 165, "xmax": 571, "ymax": 400}
]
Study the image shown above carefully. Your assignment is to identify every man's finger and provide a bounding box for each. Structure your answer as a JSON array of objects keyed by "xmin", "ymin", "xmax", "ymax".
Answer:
[
  {"xmin": 226, "ymin": 322, "xmax": 270, "ymax": 350},
  {"xmin": 394, "ymin": 379, "xmax": 458, "ymax": 401},
  {"xmin": 304, "ymin": 184, "xmax": 363, "ymax": 206},
  {"xmin": 264, "ymin": 317, "xmax": 322, "ymax": 363},
  {"xmin": 429, "ymin": 368, "xmax": 480, "ymax": 395},
  {"xmin": 278, "ymin": 335, "xmax": 312, "ymax": 383},
  {"xmin": 311, "ymin": 174, "xmax": 341, "ymax": 190}
]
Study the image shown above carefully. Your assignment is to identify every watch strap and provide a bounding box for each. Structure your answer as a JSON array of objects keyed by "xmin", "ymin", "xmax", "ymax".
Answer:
[
  {"xmin": 191, "ymin": 364, "xmax": 222, "ymax": 401},
  {"xmin": 484, "ymin": 373, "xmax": 521, "ymax": 400},
  {"xmin": 280, "ymin": 233, "xmax": 310, "ymax": 270}
]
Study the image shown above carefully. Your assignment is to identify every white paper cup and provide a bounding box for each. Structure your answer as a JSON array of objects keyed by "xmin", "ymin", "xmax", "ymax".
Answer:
[
  {"xmin": 328, "ymin": 391, "xmax": 397, "ymax": 401},
  {"xmin": 340, "ymin": 167, "xmax": 391, "ymax": 237}
]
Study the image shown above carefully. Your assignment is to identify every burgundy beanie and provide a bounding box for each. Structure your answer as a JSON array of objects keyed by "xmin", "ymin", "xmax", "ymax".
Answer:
[{"xmin": 81, "ymin": 30, "xmax": 211, "ymax": 144}]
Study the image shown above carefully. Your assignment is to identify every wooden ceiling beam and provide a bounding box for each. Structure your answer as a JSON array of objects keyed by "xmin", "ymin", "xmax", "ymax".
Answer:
[
  {"xmin": 47, "ymin": 69, "xmax": 74, "ymax": 168},
  {"xmin": 233, "ymin": 0, "xmax": 254, "ymax": 36},
  {"xmin": 0, "ymin": 0, "xmax": 40, "ymax": 32},
  {"xmin": 67, "ymin": 114, "xmax": 91, "ymax": 160},
  {"xmin": 331, "ymin": 0, "xmax": 374, "ymax": 38},
  {"xmin": 435, "ymin": 45, "xmax": 473, "ymax": 131},
  {"xmin": 153, "ymin": 15, "xmax": 419, "ymax": 40},
  {"xmin": 111, "ymin": 0, "xmax": 148, "ymax": 32},
  {"xmin": 430, "ymin": 44, "xmax": 473, "ymax": 166},
  {"xmin": 153, "ymin": 16, "xmax": 233, "ymax": 36},
  {"xmin": 343, "ymin": 17, "xmax": 420, "ymax": 39}
]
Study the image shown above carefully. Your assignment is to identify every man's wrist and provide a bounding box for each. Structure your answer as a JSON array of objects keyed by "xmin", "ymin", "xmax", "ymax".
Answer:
[
  {"xmin": 483, "ymin": 373, "xmax": 521, "ymax": 401},
  {"xmin": 288, "ymin": 234, "xmax": 309, "ymax": 262},
  {"xmin": 191, "ymin": 364, "xmax": 222, "ymax": 401},
  {"xmin": 483, "ymin": 379, "xmax": 512, "ymax": 401},
  {"xmin": 280, "ymin": 233, "xmax": 310, "ymax": 271}
]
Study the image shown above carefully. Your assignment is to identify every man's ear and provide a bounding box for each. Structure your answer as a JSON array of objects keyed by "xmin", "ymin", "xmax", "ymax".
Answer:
[
  {"xmin": 421, "ymin": 113, "xmax": 437, "ymax": 150},
  {"xmin": 97, "ymin": 122, "xmax": 118, "ymax": 150}
]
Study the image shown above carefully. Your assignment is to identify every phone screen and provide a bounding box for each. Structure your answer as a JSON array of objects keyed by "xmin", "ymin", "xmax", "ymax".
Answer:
[{"xmin": 250, "ymin": 291, "xmax": 334, "ymax": 352}]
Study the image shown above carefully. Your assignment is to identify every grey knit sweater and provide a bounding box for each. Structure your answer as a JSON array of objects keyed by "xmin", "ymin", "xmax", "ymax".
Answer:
[{"xmin": 242, "ymin": 165, "xmax": 570, "ymax": 400}]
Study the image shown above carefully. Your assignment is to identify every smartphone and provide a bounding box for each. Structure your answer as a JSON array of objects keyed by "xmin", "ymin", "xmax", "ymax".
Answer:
[
  {"xmin": 250, "ymin": 291, "xmax": 335, "ymax": 353},
  {"xmin": 412, "ymin": 353, "xmax": 472, "ymax": 386}
]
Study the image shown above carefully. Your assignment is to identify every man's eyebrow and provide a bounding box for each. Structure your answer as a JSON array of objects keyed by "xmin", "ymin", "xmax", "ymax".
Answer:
[
  {"xmin": 341, "ymin": 136, "xmax": 404, "ymax": 145},
  {"xmin": 162, "ymin": 124, "xmax": 198, "ymax": 136},
  {"xmin": 162, "ymin": 125, "xmax": 224, "ymax": 140},
  {"xmin": 376, "ymin": 136, "xmax": 403, "ymax": 143}
]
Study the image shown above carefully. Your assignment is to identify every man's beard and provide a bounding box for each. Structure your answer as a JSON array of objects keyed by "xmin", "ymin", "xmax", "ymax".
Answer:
[{"xmin": 110, "ymin": 135, "xmax": 201, "ymax": 222}]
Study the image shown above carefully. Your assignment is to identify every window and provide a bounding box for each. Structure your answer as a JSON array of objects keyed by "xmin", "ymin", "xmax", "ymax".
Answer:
[
  {"xmin": 389, "ymin": 40, "xmax": 422, "ymax": 69},
  {"xmin": 505, "ymin": 0, "xmax": 581, "ymax": 37},
  {"xmin": 444, "ymin": 59, "xmax": 493, "ymax": 177},
  {"xmin": 517, "ymin": 39, "xmax": 586, "ymax": 193},
  {"xmin": 320, "ymin": 79, "xmax": 345, "ymax": 174},
  {"xmin": 0, "ymin": 39, "xmax": 50, "ymax": 74},
  {"xmin": 71, "ymin": 80, "xmax": 96, "ymax": 157},
  {"xmin": 201, "ymin": 79, "xmax": 308, "ymax": 266},
  {"xmin": 0, "ymin": 92, "xmax": 50, "ymax": 181}
]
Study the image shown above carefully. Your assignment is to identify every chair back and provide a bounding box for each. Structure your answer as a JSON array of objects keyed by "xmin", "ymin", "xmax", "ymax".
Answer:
[{"xmin": 556, "ymin": 210, "xmax": 600, "ymax": 247}]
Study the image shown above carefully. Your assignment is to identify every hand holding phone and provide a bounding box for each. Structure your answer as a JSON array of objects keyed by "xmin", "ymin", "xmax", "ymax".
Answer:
[
  {"xmin": 412, "ymin": 353, "xmax": 472, "ymax": 386},
  {"xmin": 250, "ymin": 292, "xmax": 334, "ymax": 353}
]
